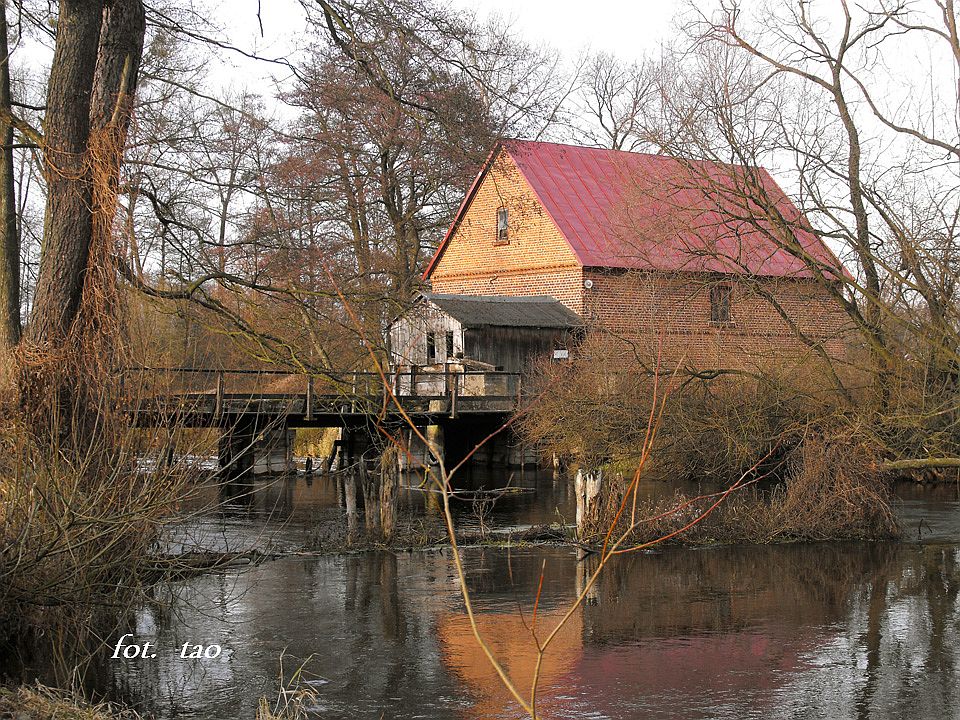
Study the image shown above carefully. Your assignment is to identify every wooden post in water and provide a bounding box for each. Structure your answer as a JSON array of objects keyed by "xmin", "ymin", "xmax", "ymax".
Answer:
[
  {"xmin": 575, "ymin": 468, "xmax": 603, "ymax": 540},
  {"xmin": 380, "ymin": 445, "xmax": 400, "ymax": 541},
  {"xmin": 344, "ymin": 468, "xmax": 358, "ymax": 543},
  {"xmin": 327, "ymin": 431, "xmax": 341, "ymax": 473},
  {"xmin": 360, "ymin": 459, "xmax": 380, "ymax": 536},
  {"xmin": 450, "ymin": 369, "xmax": 459, "ymax": 419},
  {"xmin": 214, "ymin": 370, "xmax": 225, "ymax": 421},
  {"xmin": 444, "ymin": 365, "xmax": 451, "ymax": 411}
]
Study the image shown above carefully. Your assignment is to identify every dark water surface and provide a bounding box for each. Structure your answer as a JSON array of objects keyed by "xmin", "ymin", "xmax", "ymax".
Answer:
[{"xmin": 104, "ymin": 475, "xmax": 960, "ymax": 719}]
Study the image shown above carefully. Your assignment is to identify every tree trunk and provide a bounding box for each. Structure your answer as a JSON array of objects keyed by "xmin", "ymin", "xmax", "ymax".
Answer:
[
  {"xmin": 20, "ymin": 0, "xmax": 146, "ymax": 446},
  {"xmin": 88, "ymin": 0, "xmax": 145, "ymax": 325},
  {"xmin": 575, "ymin": 467, "xmax": 604, "ymax": 540},
  {"xmin": 27, "ymin": 0, "xmax": 145, "ymax": 349},
  {"xmin": 90, "ymin": 0, "xmax": 146, "ymax": 134},
  {"xmin": 28, "ymin": 0, "xmax": 103, "ymax": 346},
  {"xmin": 0, "ymin": 1, "xmax": 20, "ymax": 350}
]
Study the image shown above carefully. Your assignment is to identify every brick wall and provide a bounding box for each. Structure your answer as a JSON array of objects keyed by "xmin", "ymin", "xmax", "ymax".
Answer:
[
  {"xmin": 581, "ymin": 269, "xmax": 851, "ymax": 371},
  {"xmin": 429, "ymin": 149, "xmax": 584, "ymax": 313}
]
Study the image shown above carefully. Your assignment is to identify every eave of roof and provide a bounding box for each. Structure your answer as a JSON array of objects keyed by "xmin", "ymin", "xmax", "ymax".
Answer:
[
  {"xmin": 422, "ymin": 292, "xmax": 583, "ymax": 328},
  {"xmin": 421, "ymin": 145, "xmax": 503, "ymax": 280}
]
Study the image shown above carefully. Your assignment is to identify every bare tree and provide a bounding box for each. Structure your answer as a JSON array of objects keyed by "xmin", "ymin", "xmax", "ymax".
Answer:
[
  {"xmin": 0, "ymin": 2, "xmax": 20, "ymax": 349},
  {"xmin": 611, "ymin": 0, "xmax": 960, "ymax": 468},
  {"xmin": 571, "ymin": 52, "xmax": 659, "ymax": 151},
  {"xmin": 114, "ymin": 0, "xmax": 573, "ymax": 375}
]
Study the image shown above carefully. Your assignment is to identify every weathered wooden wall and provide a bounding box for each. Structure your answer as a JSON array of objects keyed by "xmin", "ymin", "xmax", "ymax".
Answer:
[
  {"xmin": 389, "ymin": 302, "xmax": 463, "ymax": 366},
  {"xmin": 463, "ymin": 326, "xmax": 573, "ymax": 373}
]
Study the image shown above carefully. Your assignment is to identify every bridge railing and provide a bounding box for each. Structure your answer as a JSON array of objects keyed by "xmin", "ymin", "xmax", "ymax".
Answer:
[{"xmin": 124, "ymin": 366, "xmax": 522, "ymax": 418}]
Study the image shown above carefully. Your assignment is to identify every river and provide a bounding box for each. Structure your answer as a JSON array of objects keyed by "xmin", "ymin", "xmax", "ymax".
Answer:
[{"xmin": 100, "ymin": 473, "xmax": 960, "ymax": 719}]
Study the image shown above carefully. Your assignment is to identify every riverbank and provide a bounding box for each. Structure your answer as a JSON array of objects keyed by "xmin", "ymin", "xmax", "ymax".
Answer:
[
  {"xmin": 163, "ymin": 460, "xmax": 906, "ymax": 555},
  {"xmin": 0, "ymin": 684, "xmax": 138, "ymax": 720}
]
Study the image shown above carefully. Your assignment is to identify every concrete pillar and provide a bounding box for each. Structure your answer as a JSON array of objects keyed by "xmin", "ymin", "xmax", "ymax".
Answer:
[
  {"xmin": 426, "ymin": 398, "xmax": 446, "ymax": 467},
  {"xmin": 399, "ymin": 428, "xmax": 434, "ymax": 470}
]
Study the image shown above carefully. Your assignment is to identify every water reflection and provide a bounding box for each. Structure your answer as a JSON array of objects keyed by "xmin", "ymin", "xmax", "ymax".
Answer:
[
  {"xmin": 107, "ymin": 540, "xmax": 960, "ymax": 719},
  {"xmin": 164, "ymin": 469, "xmax": 577, "ymax": 553}
]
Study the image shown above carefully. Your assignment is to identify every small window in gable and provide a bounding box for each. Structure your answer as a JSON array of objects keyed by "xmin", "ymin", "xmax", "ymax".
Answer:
[
  {"xmin": 426, "ymin": 332, "xmax": 437, "ymax": 363},
  {"xmin": 495, "ymin": 207, "xmax": 509, "ymax": 245},
  {"xmin": 445, "ymin": 331, "xmax": 455, "ymax": 359},
  {"xmin": 710, "ymin": 284, "xmax": 733, "ymax": 324}
]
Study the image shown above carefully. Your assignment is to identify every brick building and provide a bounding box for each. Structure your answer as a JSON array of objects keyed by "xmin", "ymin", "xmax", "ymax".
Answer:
[{"xmin": 399, "ymin": 139, "xmax": 849, "ymax": 373}]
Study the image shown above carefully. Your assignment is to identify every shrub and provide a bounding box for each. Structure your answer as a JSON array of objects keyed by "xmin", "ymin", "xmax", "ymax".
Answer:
[
  {"xmin": 0, "ymin": 387, "xmax": 195, "ymax": 681},
  {"xmin": 575, "ymin": 433, "xmax": 899, "ymax": 546}
]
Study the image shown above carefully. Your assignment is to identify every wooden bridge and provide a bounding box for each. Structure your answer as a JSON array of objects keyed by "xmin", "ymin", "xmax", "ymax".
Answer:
[
  {"xmin": 127, "ymin": 367, "xmax": 528, "ymax": 477},
  {"xmin": 128, "ymin": 367, "xmax": 522, "ymax": 428}
]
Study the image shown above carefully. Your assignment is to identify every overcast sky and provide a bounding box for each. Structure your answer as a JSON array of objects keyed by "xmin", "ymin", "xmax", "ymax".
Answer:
[
  {"xmin": 445, "ymin": 0, "xmax": 685, "ymax": 57},
  {"xmin": 209, "ymin": 0, "xmax": 690, "ymax": 95}
]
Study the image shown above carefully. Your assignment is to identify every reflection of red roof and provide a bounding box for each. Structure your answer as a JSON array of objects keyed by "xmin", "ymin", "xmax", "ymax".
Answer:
[
  {"xmin": 547, "ymin": 628, "xmax": 828, "ymax": 718},
  {"xmin": 425, "ymin": 140, "xmax": 844, "ymax": 280}
]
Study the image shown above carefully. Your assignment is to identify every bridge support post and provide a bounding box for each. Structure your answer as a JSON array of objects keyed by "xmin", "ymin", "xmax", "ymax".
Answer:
[
  {"xmin": 219, "ymin": 418, "xmax": 295, "ymax": 488},
  {"xmin": 218, "ymin": 417, "xmax": 256, "ymax": 502}
]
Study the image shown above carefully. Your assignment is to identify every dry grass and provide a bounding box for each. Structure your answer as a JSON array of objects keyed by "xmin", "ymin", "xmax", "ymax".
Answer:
[
  {"xmin": 254, "ymin": 655, "xmax": 320, "ymax": 720},
  {"xmin": 292, "ymin": 427, "xmax": 338, "ymax": 459},
  {"xmin": 576, "ymin": 434, "xmax": 900, "ymax": 546},
  {"xmin": 768, "ymin": 435, "xmax": 899, "ymax": 540},
  {"xmin": 0, "ymin": 684, "xmax": 139, "ymax": 720}
]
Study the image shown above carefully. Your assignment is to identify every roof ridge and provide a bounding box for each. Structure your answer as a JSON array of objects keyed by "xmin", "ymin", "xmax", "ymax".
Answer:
[{"xmin": 504, "ymin": 138, "xmax": 759, "ymax": 172}]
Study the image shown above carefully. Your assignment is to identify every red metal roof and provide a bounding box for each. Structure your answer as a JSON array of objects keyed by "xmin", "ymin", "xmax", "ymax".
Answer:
[{"xmin": 425, "ymin": 140, "xmax": 844, "ymax": 280}]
